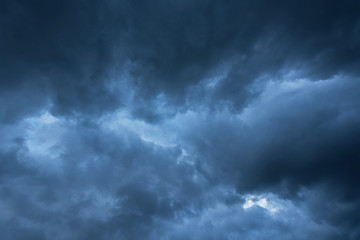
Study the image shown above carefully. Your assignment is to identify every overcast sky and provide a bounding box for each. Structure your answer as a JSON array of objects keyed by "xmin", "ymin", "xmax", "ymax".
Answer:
[{"xmin": 1, "ymin": 0, "xmax": 360, "ymax": 239}]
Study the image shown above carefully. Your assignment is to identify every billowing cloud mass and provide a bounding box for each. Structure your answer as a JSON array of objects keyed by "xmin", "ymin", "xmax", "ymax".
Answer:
[{"xmin": 1, "ymin": 0, "xmax": 360, "ymax": 239}]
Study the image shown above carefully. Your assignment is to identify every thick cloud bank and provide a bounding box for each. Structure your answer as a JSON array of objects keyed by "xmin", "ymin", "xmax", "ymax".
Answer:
[{"xmin": 1, "ymin": 0, "xmax": 360, "ymax": 239}]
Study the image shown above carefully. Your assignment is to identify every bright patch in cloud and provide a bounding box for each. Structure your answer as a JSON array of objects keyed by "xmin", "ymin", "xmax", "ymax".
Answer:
[
  {"xmin": 243, "ymin": 195, "xmax": 279, "ymax": 213},
  {"xmin": 24, "ymin": 111, "xmax": 65, "ymax": 170}
]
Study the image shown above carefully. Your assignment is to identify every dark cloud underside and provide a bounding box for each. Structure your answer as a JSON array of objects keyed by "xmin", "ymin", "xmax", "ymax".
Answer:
[{"xmin": 1, "ymin": 0, "xmax": 360, "ymax": 239}]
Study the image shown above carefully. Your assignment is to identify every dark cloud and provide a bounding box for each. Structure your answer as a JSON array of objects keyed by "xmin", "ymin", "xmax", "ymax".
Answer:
[
  {"xmin": 176, "ymin": 76, "xmax": 360, "ymax": 238},
  {"xmin": 1, "ymin": 0, "xmax": 360, "ymax": 120},
  {"xmin": 1, "ymin": 0, "xmax": 360, "ymax": 239}
]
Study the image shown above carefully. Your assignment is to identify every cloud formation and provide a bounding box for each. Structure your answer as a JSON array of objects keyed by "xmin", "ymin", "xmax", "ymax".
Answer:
[{"xmin": 1, "ymin": 0, "xmax": 360, "ymax": 239}]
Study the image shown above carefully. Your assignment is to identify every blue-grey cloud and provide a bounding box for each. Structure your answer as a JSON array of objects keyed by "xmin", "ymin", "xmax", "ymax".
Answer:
[{"xmin": 1, "ymin": 0, "xmax": 360, "ymax": 239}]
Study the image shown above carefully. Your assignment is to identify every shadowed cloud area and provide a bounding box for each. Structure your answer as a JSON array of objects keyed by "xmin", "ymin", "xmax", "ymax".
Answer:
[{"xmin": 1, "ymin": 0, "xmax": 360, "ymax": 239}]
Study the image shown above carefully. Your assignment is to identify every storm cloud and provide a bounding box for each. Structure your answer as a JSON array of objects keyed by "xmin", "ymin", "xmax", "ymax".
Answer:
[{"xmin": 1, "ymin": 0, "xmax": 360, "ymax": 239}]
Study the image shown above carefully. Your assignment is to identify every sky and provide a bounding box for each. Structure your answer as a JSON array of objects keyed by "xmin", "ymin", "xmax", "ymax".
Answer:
[{"xmin": 1, "ymin": 0, "xmax": 360, "ymax": 239}]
